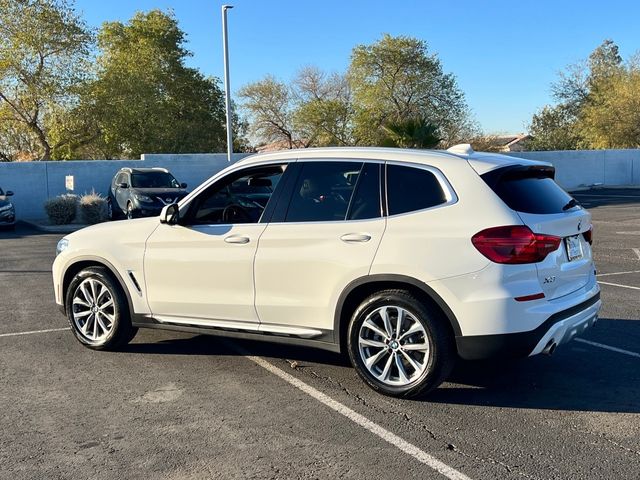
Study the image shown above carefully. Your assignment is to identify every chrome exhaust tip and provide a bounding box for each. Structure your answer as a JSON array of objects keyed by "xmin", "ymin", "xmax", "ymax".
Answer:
[{"xmin": 543, "ymin": 340, "xmax": 557, "ymax": 356}]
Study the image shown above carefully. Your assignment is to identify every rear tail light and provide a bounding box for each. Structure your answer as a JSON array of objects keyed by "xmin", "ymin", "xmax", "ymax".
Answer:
[
  {"xmin": 472, "ymin": 226, "xmax": 561, "ymax": 264},
  {"xmin": 583, "ymin": 225, "xmax": 593, "ymax": 244}
]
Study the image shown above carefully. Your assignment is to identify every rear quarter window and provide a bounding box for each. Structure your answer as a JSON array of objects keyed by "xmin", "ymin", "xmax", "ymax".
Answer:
[
  {"xmin": 483, "ymin": 166, "xmax": 574, "ymax": 214},
  {"xmin": 386, "ymin": 165, "xmax": 448, "ymax": 215}
]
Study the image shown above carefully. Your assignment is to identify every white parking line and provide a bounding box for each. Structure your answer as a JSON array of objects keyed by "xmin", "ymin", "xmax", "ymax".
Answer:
[
  {"xmin": 597, "ymin": 270, "xmax": 640, "ymax": 277},
  {"xmin": 575, "ymin": 338, "xmax": 640, "ymax": 359},
  {"xmin": 598, "ymin": 280, "xmax": 640, "ymax": 291},
  {"xmin": 0, "ymin": 327, "xmax": 68, "ymax": 338},
  {"xmin": 235, "ymin": 347, "xmax": 472, "ymax": 480},
  {"xmin": 573, "ymin": 193, "xmax": 640, "ymax": 198}
]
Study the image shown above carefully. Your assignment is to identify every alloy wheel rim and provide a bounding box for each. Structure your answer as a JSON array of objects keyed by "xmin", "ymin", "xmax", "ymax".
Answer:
[
  {"xmin": 358, "ymin": 305, "xmax": 430, "ymax": 386},
  {"xmin": 72, "ymin": 278, "xmax": 115, "ymax": 342}
]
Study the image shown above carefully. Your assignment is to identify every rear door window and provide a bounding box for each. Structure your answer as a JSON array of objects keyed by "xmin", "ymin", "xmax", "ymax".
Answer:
[
  {"xmin": 285, "ymin": 161, "xmax": 363, "ymax": 222},
  {"xmin": 483, "ymin": 167, "xmax": 575, "ymax": 214},
  {"xmin": 386, "ymin": 164, "xmax": 447, "ymax": 215}
]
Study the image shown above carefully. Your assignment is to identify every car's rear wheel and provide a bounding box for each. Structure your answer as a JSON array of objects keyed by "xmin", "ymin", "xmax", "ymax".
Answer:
[
  {"xmin": 65, "ymin": 266, "xmax": 137, "ymax": 350},
  {"xmin": 347, "ymin": 289, "xmax": 455, "ymax": 398}
]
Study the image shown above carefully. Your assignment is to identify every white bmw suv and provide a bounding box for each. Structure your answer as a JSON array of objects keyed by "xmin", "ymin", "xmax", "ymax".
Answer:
[{"xmin": 52, "ymin": 146, "xmax": 601, "ymax": 398}]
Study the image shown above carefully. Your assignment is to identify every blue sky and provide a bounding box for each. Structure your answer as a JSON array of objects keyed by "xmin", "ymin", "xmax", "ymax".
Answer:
[{"xmin": 74, "ymin": 0, "xmax": 640, "ymax": 134}]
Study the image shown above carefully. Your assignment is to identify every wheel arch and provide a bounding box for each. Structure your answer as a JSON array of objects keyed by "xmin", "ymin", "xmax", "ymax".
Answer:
[
  {"xmin": 61, "ymin": 256, "xmax": 135, "ymax": 318},
  {"xmin": 334, "ymin": 274, "xmax": 462, "ymax": 354}
]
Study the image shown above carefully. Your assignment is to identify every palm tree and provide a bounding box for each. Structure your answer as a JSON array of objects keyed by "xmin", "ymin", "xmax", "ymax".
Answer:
[{"xmin": 380, "ymin": 118, "xmax": 441, "ymax": 149}]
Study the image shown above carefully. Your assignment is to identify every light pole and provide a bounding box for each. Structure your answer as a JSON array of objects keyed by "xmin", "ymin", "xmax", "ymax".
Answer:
[{"xmin": 222, "ymin": 4, "xmax": 234, "ymax": 163}]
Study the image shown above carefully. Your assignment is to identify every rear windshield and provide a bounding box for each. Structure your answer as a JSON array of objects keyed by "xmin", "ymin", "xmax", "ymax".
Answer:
[{"xmin": 482, "ymin": 166, "xmax": 575, "ymax": 214}]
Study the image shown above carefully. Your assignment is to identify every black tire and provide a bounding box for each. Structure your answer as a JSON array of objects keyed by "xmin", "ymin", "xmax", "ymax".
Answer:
[
  {"xmin": 347, "ymin": 289, "xmax": 455, "ymax": 398},
  {"xmin": 65, "ymin": 266, "xmax": 138, "ymax": 350},
  {"xmin": 126, "ymin": 202, "xmax": 134, "ymax": 220}
]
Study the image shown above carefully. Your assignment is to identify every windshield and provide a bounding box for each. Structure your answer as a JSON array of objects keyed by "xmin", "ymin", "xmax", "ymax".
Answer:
[{"xmin": 131, "ymin": 172, "xmax": 180, "ymax": 189}]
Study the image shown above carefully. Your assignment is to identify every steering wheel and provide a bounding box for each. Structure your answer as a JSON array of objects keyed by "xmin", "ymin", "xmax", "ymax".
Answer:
[{"xmin": 222, "ymin": 204, "xmax": 253, "ymax": 223}]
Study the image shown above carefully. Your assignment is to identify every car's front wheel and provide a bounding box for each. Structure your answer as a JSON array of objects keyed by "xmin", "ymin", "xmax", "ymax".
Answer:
[
  {"xmin": 65, "ymin": 266, "xmax": 137, "ymax": 350},
  {"xmin": 347, "ymin": 289, "xmax": 455, "ymax": 398},
  {"xmin": 126, "ymin": 202, "xmax": 134, "ymax": 220}
]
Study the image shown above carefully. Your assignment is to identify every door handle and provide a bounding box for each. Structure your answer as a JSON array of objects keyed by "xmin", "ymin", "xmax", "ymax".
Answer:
[
  {"xmin": 340, "ymin": 233, "xmax": 372, "ymax": 243},
  {"xmin": 224, "ymin": 235, "xmax": 250, "ymax": 244}
]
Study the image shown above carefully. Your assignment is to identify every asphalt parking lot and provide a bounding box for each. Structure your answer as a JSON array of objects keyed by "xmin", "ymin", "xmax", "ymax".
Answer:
[{"xmin": 1, "ymin": 188, "xmax": 639, "ymax": 480}]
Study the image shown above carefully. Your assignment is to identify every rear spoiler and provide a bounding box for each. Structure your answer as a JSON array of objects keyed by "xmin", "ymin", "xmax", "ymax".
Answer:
[{"xmin": 481, "ymin": 164, "xmax": 556, "ymax": 190}]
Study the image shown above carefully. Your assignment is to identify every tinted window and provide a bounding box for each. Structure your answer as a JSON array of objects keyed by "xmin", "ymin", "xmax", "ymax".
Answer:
[
  {"xmin": 488, "ymin": 174, "xmax": 574, "ymax": 214},
  {"xmin": 188, "ymin": 165, "xmax": 285, "ymax": 225},
  {"xmin": 115, "ymin": 173, "xmax": 126, "ymax": 185},
  {"xmin": 285, "ymin": 162, "xmax": 362, "ymax": 222},
  {"xmin": 347, "ymin": 163, "xmax": 381, "ymax": 220},
  {"xmin": 387, "ymin": 165, "xmax": 447, "ymax": 215},
  {"xmin": 131, "ymin": 172, "xmax": 180, "ymax": 189}
]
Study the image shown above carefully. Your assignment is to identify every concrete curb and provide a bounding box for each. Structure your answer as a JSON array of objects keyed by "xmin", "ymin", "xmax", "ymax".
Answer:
[{"xmin": 19, "ymin": 220, "xmax": 88, "ymax": 234}]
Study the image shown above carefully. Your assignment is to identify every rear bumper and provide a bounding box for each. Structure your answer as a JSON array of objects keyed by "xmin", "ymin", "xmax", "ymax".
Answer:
[{"xmin": 456, "ymin": 292, "xmax": 601, "ymax": 360}]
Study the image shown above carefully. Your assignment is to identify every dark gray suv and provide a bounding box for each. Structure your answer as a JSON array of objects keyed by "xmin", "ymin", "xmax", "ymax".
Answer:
[
  {"xmin": 107, "ymin": 168, "xmax": 188, "ymax": 220},
  {"xmin": 0, "ymin": 187, "xmax": 16, "ymax": 229}
]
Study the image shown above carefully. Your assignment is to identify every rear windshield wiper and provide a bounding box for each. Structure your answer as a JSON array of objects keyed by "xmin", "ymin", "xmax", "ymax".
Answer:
[{"xmin": 562, "ymin": 198, "xmax": 580, "ymax": 211}]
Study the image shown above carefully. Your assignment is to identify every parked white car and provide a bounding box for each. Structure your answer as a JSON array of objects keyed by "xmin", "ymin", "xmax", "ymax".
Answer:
[{"xmin": 52, "ymin": 146, "xmax": 601, "ymax": 397}]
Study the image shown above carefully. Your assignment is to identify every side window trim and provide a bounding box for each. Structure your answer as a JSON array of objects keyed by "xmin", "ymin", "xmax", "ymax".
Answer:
[
  {"xmin": 346, "ymin": 162, "xmax": 383, "ymax": 221},
  {"xmin": 343, "ymin": 163, "xmax": 366, "ymax": 220},
  {"xmin": 259, "ymin": 161, "xmax": 299, "ymax": 224},
  {"xmin": 266, "ymin": 162, "xmax": 303, "ymax": 224},
  {"xmin": 384, "ymin": 161, "xmax": 458, "ymax": 218}
]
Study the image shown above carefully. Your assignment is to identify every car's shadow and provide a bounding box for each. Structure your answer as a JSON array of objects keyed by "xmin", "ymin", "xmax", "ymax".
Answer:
[{"xmin": 124, "ymin": 317, "xmax": 640, "ymax": 413}]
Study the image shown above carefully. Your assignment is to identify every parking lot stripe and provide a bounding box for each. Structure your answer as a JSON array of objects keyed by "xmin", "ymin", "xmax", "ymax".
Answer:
[
  {"xmin": 0, "ymin": 327, "xmax": 68, "ymax": 338},
  {"xmin": 575, "ymin": 338, "xmax": 640, "ymax": 359},
  {"xmin": 239, "ymin": 351, "xmax": 473, "ymax": 480},
  {"xmin": 597, "ymin": 269, "xmax": 640, "ymax": 277},
  {"xmin": 598, "ymin": 280, "xmax": 640, "ymax": 291},
  {"xmin": 573, "ymin": 193, "xmax": 640, "ymax": 198}
]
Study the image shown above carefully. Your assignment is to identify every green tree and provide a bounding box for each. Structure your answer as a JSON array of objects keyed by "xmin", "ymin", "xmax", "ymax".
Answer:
[
  {"xmin": 528, "ymin": 39, "xmax": 627, "ymax": 151},
  {"xmin": 380, "ymin": 117, "xmax": 441, "ymax": 149},
  {"xmin": 238, "ymin": 75, "xmax": 304, "ymax": 149},
  {"xmin": 292, "ymin": 67, "xmax": 354, "ymax": 146},
  {"xmin": 79, "ymin": 10, "xmax": 227, "ymax": 159},
  {"xmin": 348, "ymin": 34, "xmax": 474, "ymax": 146},
  {"xmin": 240, "ymin": 68, "xmax": 353, "ymax": 149},
  {"xmin": 580, "ymin": 67, "xmax": 640, "ymax": 148},
  {"xmin": 0, "ymin": 0, "xmax": 92, "ymax": 160},
  {"xmin": 527, "ymin": 105, "xmax": 582, "ymax": 151}
]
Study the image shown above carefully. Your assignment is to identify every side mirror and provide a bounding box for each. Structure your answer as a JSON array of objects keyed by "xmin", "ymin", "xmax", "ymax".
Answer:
[
  {"xmin": 180, "ymin": 182, "xmax": 188, "ymax": 189},
  {"xmin": 160, "ymin": 203, "xmax": 180, "ymax": 225},
  {"xmin": 5, "ymin": 191, "xmax": 13, "ymax": 196},
  {"xmin": 117, "ymin": 182, "xmax": 128, "ymax": 189}
]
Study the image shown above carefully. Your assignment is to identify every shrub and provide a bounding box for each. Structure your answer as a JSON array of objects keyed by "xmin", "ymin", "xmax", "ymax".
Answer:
[
  {"xmin": 79, "ymin": 190, "xmax": 107, "ymax": 225},
  {"xmin": 44, "ymin": 194, "xmax": 78, "ymax": 225}
]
